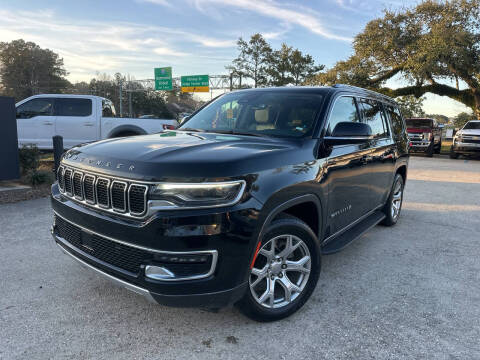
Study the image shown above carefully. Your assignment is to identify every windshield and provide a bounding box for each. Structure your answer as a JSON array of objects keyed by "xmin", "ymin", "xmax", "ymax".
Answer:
[
  {"xmin": 463, "ymin": 121, "xmax": 480, "ymax": 130},
  {"xmin": 180, "ymin": 91, "xmax": 324, "ymax": 138},
  {"xmin": 406, "ymin": 119, "xmax": 433, "ymax": 128}
]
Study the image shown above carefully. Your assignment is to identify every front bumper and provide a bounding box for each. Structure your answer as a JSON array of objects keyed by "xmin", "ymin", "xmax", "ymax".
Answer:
[
  {"xmin": 452, "ymin": 141, "xmax": 480, "ymax": 154},
  {"xmin": 51, "ymin": 184, "xmax": 262, "ymax": 307},
  {"xmin": 408, "ymin": 140, "xmax": 431, "ymax": 152}
]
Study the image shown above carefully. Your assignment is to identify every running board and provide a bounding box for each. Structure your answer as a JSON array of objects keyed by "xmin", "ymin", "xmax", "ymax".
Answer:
[{"xmin": 321, "ymin": 211, "xmax": 386, "ymax": 255}]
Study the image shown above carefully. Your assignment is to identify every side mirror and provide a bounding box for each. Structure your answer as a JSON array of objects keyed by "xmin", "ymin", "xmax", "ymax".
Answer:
[{"xmin": 324, "ymin": 122, "xmax": 373, "ymax": 146}]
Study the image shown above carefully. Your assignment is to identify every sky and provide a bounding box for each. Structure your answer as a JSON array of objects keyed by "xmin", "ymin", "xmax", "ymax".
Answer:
[{"xmin": 0, "ymin": 0, "xmax": 472, "ymax": 117}]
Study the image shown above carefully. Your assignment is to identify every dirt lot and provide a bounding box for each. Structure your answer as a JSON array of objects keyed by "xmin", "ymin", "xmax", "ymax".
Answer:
[{"xmin": 1, "ymin": 155, "xmax": 479, "ymax": 359}]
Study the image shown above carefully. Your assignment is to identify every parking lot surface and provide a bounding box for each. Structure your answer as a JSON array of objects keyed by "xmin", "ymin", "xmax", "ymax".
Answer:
[{"xmin": 1, "ymin": 156, "xmax": 480, "ymax": 359}]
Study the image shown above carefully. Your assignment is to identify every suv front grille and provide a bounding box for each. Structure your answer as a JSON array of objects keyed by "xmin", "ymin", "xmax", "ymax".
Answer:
[{"xmin": 58, "ymin": 165, "xmax": 148, "ymax": 218}]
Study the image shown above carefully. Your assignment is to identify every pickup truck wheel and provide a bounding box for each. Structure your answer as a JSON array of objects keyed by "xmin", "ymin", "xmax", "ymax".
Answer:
[
  {"xmin": 236, "ymin": 216, "xmax": 321, "ymax": 322},
  {"xmin": 449, "ymin": 146, "xmax": 459, "ymax": 159},
  {"xmin": 112, "ymin": 131, "xmax": 139, "ymax": 138},
  {"xmin": 381, "ymin": 174, "xmax": 404, "ymax": 226},
  {"xmin": 434, "ymin": 141, "xmax": 441, "ymax": 154},
  {"xmin": 425, "ymin": 142, "xmax": 434, "ymax": 157}
]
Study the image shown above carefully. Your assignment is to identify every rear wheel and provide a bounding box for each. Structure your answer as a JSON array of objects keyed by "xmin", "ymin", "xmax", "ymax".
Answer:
[
  {"xmin": 236, "ymin": 216, "xmax": 321, "ymax": 322},
  {"xmin": 381, "ymin": 174, "xmax": 404, "ymax": 226}
]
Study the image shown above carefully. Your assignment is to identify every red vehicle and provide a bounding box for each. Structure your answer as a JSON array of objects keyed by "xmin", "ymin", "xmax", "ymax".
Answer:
[{"xmin": 406, "ymin": 118, "xmax": 442, "ymax": 157}]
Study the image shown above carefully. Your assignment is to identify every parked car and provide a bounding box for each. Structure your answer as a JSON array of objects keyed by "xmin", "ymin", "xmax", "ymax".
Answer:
[
  {"xmin": 15, "ymin": 94, "xmax": 178, "ymax": 149},
  {"xmin": 450, "ymin": 120, "xmax": 480, "ymax": 158},
  {"xmin": 51, "ymin": 85, "xmax": 409, "ymax": 321},
  {"xmin": 405, "ymin": 118, "xmax": 442, "ymax": 157}
]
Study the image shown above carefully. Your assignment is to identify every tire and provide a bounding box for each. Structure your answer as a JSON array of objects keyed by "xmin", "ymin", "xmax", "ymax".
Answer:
[
  {"xmin": 449, "ymin": 146, "xmax": 459, "ymax": 159},
  {"xmin": 434, "ymin": 141, "xmax": 441, "ymax": 154},
  {"xmin": 236, "ymin": 216, "xmax": 321, "ymax": 322},
  {"xmin": 381, "ymin": 174, "xmax": 404, "ymax": 226},
  {"xmin": 426, "ymin": 141, "xmax": 434, "ymax": 157}
]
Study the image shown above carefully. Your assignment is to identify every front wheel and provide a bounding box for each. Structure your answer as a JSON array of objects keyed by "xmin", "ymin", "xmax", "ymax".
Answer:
[
  {"xmin": 426, "ymin": 142, "xmax": 434, "ymax": 157},
  {"xmin": 434, "ymin": 141, "xmax": 442, "ymax": 154},
  {"xmin": 236, "ymin": 216, "xmax": 321, "ymax": 322},
  {"xmin": 381, "ymin": 174, "xmax": 404, "ymax": 226},
  {"xmin": 449, "ymin": 146, "xmax": 459, "ymax": 159}
]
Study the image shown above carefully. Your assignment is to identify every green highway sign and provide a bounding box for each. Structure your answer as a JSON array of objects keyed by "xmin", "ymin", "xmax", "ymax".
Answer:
[
  {"xmin": 181, "ymin": 75, "xmax": 209, "ymax": 92},
  {"xmin": 154, "ymin": 67, "xmax": 173, "ymax": 91}
]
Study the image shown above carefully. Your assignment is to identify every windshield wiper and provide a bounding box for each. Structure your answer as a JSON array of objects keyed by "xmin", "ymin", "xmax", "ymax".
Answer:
[
  {"xmin": 209, "ymin": 130, "xmax": 268, "ymax": 137},
  {"xmin": 178, "ymin": 128, "xmax": 205, "ymax": 132}
]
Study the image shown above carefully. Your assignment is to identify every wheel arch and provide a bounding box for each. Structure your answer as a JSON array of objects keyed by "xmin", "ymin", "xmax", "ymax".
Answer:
[{"xmin": 107, "ymin": 125, "xmax": 147, "ymax": 138}]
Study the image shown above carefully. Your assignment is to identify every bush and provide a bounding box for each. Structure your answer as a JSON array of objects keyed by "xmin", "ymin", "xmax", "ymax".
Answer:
[
  {"xmin": 28, "ymin": 170, "xmax": 54, "ymax": 186},
  {"xmin": 18, "ymin": 144, "xmax": 40, "ymax": 175}
]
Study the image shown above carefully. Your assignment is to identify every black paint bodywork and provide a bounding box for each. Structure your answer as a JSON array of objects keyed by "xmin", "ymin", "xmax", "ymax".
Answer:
[{"xmin": 51, "ymin": 86, "xmax": 409, "ymax": 307}]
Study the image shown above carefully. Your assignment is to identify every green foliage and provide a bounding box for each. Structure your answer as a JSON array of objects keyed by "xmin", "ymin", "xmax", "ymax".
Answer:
[
  {"xmin": 453, "ymin": 112, "xmax": 475, "ymax": 128},
  {"xmin": 28, "ymin": 170, "xmax": 54, "ymax": 186},
  {"xmin": 132, "ymin": 91, "xmax": 175, "ymax": 119},
  {"xmin": 311, "ymin": 0, "xmax": 480, "ymax": 119},
  {"xmin": 18, "ymin": 144, "xmax": 40, "ymax": 176},
  {"xmin": 396, "ymin": 95, "xmax": 425, "ymax": 118},
  {"xmin": 0, "ymin": 39, "xmax": 70, "ymax": 101},
  {"xmin": 424, "ymin": 114, "xmax": 449, "ymax": 124},
  {"xmin": 231, "ymin": 34, "xmax": 273, "ymax": 88},
  {"xmin": 229, "ymin": 35, "xmax": 324, "ymax": 88}
]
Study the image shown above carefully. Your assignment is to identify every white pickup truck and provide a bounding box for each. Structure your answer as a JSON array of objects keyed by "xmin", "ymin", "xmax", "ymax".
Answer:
[{"xmin": 15, "ymin": 94, "xmax": 178, "ymax": 149}]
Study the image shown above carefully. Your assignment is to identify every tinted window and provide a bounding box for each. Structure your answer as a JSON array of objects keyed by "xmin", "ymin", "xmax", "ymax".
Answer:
[
  {"xmin": 405, "ymin": 119, "xmax": 433, "ymax": 128},
  {"xmin": 55, "ymin": 98, "xmax": 92, "ymax": 116},
  {"xmin": 16, "ymin": 98, "xmax": 53, "ymax": 118},
  {"xmin": 181, "ymin": 92, "xmax": 323, "ymax": 138},
  {"xmin": 463, "ymin": 121, "xmax": 480, "ymax": 130},
  {"xmin": 327, "ymin": 96, "xmax": 360, "ymax": 135},
  {"xmin": 386, "ymin": 105, "xmax": 405, "ymax": 140},
  {"xmin": 359, "ymin": 99, "xmax": 389, "ymax": 138}
]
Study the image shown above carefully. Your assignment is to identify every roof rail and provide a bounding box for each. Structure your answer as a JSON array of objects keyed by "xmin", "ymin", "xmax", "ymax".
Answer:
[{"xmin": 332, "ymin": 83, "xmax": 392, "ymax": 99}]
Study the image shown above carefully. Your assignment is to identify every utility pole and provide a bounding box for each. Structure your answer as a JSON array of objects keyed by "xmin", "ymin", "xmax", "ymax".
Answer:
[
  {"xmin": 119, "ymin": 81, "xmax": 123, "ymax": 117},
  {"xmin": 128, "ymin": 91, "xmax": 133, "ymax": 117}
]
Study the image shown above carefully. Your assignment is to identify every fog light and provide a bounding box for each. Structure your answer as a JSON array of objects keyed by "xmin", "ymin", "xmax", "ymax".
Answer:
[{"xmin": 144, "ymin": 251, "xmax": 217, "ymax": 281}]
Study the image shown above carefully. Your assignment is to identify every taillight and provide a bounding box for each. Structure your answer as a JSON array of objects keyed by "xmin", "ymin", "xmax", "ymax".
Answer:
[{"xmin": 162, "ymin": 124, "xmax": 176, "ymax": 130}]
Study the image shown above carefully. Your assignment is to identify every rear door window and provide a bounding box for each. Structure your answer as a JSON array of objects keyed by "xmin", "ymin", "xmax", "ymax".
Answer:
[
  {"xmin": 55, "ymin": 98, "xmax": 92, "ymax": 117},
  {"xmin": 358, "ymin": 99, "xmax": 389, "ymax": 138}
]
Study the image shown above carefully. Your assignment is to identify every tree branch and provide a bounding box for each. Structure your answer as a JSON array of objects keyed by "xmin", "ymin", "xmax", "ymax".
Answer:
[
  {"xmin": 369, "ymin": 66, "xmax": 403, "ymax": 85},
  {"xmin": 378, "ymin": 83, "xmax": 475, "ymax": 109}
]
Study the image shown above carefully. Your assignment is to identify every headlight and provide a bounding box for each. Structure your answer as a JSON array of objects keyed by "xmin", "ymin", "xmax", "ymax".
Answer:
[
  {"xmin": 423, "ymin": 132, "xmax": 432, "ymax": 140},
  {"xmin": 149, "ymin": 180, "xmax": 246, "ymax": 209}
]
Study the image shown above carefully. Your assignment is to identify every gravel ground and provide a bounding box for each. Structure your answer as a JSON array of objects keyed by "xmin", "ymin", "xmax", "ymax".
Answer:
[{"xmin": 1, "ymin": 155, "xmax": 480, "ymax": 360}]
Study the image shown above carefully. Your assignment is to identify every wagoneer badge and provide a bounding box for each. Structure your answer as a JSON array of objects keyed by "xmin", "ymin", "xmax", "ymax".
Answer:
[{"xmin": 65, "ymin": 153, "xmax": 135, "ymax": 171}]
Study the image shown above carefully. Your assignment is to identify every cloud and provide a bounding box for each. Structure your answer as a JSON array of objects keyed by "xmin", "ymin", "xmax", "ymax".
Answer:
[
  {"xmin": 0, "ymin": 9, "xmax": 236, "ymax": 81},
  {"xmin": 147, "ymin": 0, "xmax": 352, "ymax": 41},
  {"xmin": 154, "ymin": 47, "xmax": 190, "ymax": 56}
]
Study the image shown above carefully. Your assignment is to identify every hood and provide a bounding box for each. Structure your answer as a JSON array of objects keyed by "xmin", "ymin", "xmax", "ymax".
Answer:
[
  {"xmin": 457, "ymin": 129, "xmax": 480, "ymax": 136},
  {"xmin": 62, "ymin": 131, "xmax": 314, "ymax": 181}
]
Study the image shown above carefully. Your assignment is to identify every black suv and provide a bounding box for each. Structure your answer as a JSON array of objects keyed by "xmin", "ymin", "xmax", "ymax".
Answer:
[{"xmin": 51, "ymin": 85, "xmax": 409, "ymax": 321}]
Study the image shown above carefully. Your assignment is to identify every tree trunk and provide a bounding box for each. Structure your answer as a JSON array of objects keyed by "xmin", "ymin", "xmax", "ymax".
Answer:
[{"xmin": 474, "ymin": 92, "xmax": 480, "ymax": 120}]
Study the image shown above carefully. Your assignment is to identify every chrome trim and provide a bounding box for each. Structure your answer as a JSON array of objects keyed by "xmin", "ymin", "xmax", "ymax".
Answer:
[
  {"xmin": 110, "ymin": 180, "xmax": 128, "ymax": 213},
  {"xmin": 64, "ymin": 168, "xmax": 74, "ymax": 196},
  {"xmin": 83, "ymin": 174, "xmax": 96, "ymax": 204},
  {"xmin": 147, "ymin": 180, "xmax": 246, "ymax": 211},
  {"xmin": 53, "ymin": 211, "xmax": 218, "ymax": 281},
  {"xmin": 128, "ymin": 183, "xmax": 149, "ymax": 216},
  {"xmin": 95, "ymin": 177, "xmax": 110, "ymax": 208},
  {"xmin": 57, "ymin": 166, "xmax": 64, "ymax": 191},
  {"xmin": 60, "ymin": 163, "xmax": 160, "ymax": 184},
  {"xmin": 55, "ymin": 242, "xmax": 156, "ymax": 303},
  {"xmin": 323, "ymin": 204, "xmax": 383, "ymax": 245},
  {"xmin": 72, "ymin": 171, "xmax": 84, "ymax": 200}
]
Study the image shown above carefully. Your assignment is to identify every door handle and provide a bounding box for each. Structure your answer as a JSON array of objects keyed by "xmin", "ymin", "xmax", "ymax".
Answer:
[
  {"xmin": 83, "ymin": 122, "xmax": 94, "ymax": 127},
  {"xmin": 42, "ymin": 121, "xmax": 53, "ymax": 125}
]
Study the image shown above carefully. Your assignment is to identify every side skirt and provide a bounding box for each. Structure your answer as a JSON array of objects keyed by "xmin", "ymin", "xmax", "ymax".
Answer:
[{"xmin": 321, "ymin": 210, "xmax": 386, "ymax": 255}]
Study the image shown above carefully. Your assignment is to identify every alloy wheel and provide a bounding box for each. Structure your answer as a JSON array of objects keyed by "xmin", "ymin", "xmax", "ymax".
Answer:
[
  {"xmin": 249, "ymin": 234, "xmax": 311, "ymax": 309},
  {"xmin": 391, "ymin": 180, "xmax": 403, "ymax": 220}
]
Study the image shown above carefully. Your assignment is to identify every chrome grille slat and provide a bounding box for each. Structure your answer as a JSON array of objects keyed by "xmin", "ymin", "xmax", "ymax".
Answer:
[
  {"xmin": 73, "ymin": 172, "xmax": 84, "ymax": 200},
  {"xmin": 58, "ymin": 166, "xmax": 148, "ymax": 218}
]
